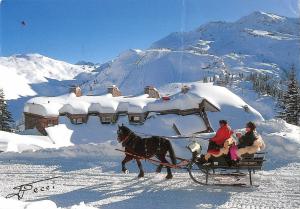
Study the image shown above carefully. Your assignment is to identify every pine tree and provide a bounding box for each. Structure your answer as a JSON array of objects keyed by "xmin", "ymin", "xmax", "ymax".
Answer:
[
  {"xmin": 276, "ymin": 90, "xmax": 288, "ymax": 120},
  {"xmin": 0, "ymin": 88, "xmax": 14, "ymax": 131},
  {"xmin": 296, "ymin": 77, "xmax": 300, "ymax": 126},
  {"xmin": 284, "ymin": 66, "xmax": 300, "ymax": 125}
]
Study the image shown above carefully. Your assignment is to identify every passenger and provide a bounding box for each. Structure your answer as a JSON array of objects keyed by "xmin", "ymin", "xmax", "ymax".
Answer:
[
  {"xmin": 198, "ymin": 120, "xmax": 233, "ymax": 164},
  {"xmin": 207, "ymin": 120, "xmax": 233, "ymax": 153},
  {"xmin": 236, "ymin": 121, "xmax": 258, "ymax": 149}
]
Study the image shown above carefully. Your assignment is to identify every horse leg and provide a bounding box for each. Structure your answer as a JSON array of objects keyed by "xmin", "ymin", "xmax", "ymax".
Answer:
[
  {"xmin": 136, "ymin": 159, "xmax": 144, "ymax": 178},
  {"xmin": 157, "ymin": 154, "xmax": 173, "ymax": 179},
  {"xmin": 122, "ymin": 155, "xmax": 133, "ymax": 174},
  {"xmin": 156, "ymin": 164, "xmax": 163, "ymax": 173}
]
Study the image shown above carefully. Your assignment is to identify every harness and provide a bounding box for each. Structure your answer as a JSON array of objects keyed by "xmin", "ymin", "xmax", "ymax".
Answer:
[
  {"xmin": 121, "ymin": 130, "xmax": 163, "ymax": 157},
  {"xmin": 121, "ymin": 131, "xmax": 134, "ymax": 147}
]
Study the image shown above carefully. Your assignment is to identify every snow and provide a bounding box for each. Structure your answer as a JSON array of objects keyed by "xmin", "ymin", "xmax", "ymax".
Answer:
[
  {"xmin": 80, "ymin": 49, "xmax": 227, "ymax": 96},
  {"xmin": 0, "ymin": 131, "xmax": 55, "ymax": 152},
  {"xmin": 3, "ymin": 11, "xmax": 300, "ymax": 121},
  {"xmin": 156, "ymin": 82, "xmax": 264, "ymax": 129},
  {"xmin": 0, "ymin": 54, "xmax": 93, "ymax": 83},
  {"xmin": 0, "ymin": 197, "xmax": 97, "ymax": 209},
  {"xmin": 150, "ymin": 11, "xmax": 299, "ymax": 80},
  {"xmin": 55, "ymin": 114, "xmax": 208, "ymax": 144},
  {"xmin": 45, "ymin": 124, "xmax": 74, "ymax": 147},
  {"xmin": 24, "ymin": 83, "xmax": 262, "ymax": 125},
  {"xmin": 0, "ymin": 125, "xmax": 73, "ymax": 152},
  {"xmin": 0, "ymin": 10, "xmax": 299, "ymax": 208},
  {"xmin": 0, "ymin": 118, "xmax": 299, "ymax": 209},
  {"xmin": 25, "ymin": 93, "xmax": 155, "ymax": 116},
  {"xmin": 0, "ymin": 65, "xmax": 36, "ymax": 100},
  {"xmin": 0, "ymin": 54, "xmax": 94, "ymax": 100}
]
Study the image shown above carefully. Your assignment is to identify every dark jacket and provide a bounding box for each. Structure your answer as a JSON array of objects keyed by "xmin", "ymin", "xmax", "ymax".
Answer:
[{"xmin": 238, "ymin": 131, "xmax": 257, "ymax": 149}]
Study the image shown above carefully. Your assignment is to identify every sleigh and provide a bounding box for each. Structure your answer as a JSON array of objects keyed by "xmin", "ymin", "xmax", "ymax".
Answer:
[
  {"xmin": 116, "ymin": 143, "xmax": 266, "ymax": 187},
  {"xmin": 187, "ymin": 152, "xmax": 266, "ymax": 186},
  {"xmin": 186, "ymin": 140, "xmax": 266, "ymax": 186}
]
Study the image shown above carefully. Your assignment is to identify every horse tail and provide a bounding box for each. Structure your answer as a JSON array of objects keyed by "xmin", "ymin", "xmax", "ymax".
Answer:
[{"xmin": 166, "ymin": 140, "xmax": 176, "ymax": 165}]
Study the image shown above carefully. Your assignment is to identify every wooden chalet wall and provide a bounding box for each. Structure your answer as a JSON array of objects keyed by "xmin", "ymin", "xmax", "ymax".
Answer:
[{"xmin": 24, "ymin": 112, "xmax": 58, "ymax": 135}]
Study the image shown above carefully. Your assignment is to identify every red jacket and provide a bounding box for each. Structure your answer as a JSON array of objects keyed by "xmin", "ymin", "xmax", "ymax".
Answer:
[{"xmin": 210, "ymin": 125, "xmax": 233, "ymax": 146}]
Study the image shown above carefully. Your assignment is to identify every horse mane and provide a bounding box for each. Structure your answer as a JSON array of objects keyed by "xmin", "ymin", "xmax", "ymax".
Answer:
[{"xmin": 121, "ymin": 125, "xmax": 137, "ymax": 137}]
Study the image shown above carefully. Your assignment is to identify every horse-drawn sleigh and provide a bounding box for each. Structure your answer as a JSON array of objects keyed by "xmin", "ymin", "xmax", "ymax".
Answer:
[{"xmin": 116, "ymin": 125, "xmax": 266, "ymax": 187}]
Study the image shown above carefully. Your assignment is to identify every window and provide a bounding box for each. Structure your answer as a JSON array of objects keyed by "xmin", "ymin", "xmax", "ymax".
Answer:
[
  {"xmin": 129, "ymin": 115, "xmax": 141, "ymax": 123},
  {"xmin": 48, "ymin": 119, "xmax": 54, "ymax": 127},
  {"xmin": 72, "ymin": 118, "xmax": 83, "ymax": 124},
  {"xmin": 101, "ymin": 116, "xmax": 112, "ymax": 124},
  {"xmin": 76, "ymin": 118, "xmax": 83, "ymax": 124},
  {"xmin": 133, "ymin": 116, "xmax": 140, "ymax": 122}
]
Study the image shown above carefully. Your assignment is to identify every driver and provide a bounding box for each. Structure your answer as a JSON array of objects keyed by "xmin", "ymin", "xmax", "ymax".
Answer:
[{"xmin": 199, "ymin": 120, "xmax": 233, "ymax": 163}]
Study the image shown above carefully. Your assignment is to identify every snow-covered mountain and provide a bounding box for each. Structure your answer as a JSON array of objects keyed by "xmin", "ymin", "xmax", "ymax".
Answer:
[
  {"xmin": 0, "ymin": 11, "xmax": 298, "ymax": 120},
  {"xmin": 151, "ymin": 11, "xmax": 300, "ymax": 74},
  {"xmin": 80, "ymin": 49, "xmax": 228, "ymax": 95},
  {"xmin": 0, "ymin": 54, "xmax": 95, "ymax": 100},
  {"xmin": 78, "ymin": 11, "xmax": 299, "ymax": 96}
]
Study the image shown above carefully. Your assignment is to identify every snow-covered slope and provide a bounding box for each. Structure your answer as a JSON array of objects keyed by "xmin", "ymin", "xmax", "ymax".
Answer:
[
  {"xmin": 77, "ymin": 12, "xmax": 299, "ymax": 96},
  {"xmin": 0, "ymin": 65, "xmax": 36, "ymax": 100},
  {"xmin": 0, "ymin": 54, "xmax": 95, "ymax": 100},
  {"xmin": 151, "ymin": 11, "xmax": 300, "ymax": 77},
  {"xmin": 0, "ymin": 54, "xmax": 94, "ymax": 83},
  {"xmin": 79, "ymin": 49, "xmax": 227, "ymax": 95}
]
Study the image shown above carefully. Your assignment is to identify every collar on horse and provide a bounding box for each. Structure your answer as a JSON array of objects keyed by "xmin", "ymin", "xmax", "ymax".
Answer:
[{"xmin": 121, "ymin": 131, "xmax": 134, "ymax": 145}]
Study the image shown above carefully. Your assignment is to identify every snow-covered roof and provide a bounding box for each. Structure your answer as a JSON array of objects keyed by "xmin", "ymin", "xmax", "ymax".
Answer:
[{"xmin": 24, "ymin": 83, "xmax": 259, "ymax": 117}]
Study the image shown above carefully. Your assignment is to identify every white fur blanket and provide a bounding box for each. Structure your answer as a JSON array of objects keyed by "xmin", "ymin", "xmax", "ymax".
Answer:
[{"xmin": 237, "ymin": 135, "xmax": 266, "ymax": 157}]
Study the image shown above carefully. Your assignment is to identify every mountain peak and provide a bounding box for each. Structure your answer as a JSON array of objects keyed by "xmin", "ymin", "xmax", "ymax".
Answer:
[
  {"xmin": 75, "ymin": 60, "xmax": 96, "ymax": 66},
  {"xmin": 238, "ymin": 11, "xmax": 287, "ymax": 24}
]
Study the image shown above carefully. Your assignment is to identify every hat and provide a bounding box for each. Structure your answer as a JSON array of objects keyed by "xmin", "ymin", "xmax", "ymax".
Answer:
[
  {"xmin": 246, "ymin": 121, "xmax": 256, "ymax": 131},
  {"xmin": 219, "ymin": 120, "xmax": 228, "ymax": 125}
]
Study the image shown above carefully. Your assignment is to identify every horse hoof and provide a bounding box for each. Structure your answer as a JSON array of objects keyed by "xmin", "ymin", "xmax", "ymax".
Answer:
[
  {"xmin": 156, "ymin": 167, "xmax": 162, "ymax": 173},
  {"xmin": 166, "ymin": 174, "xmax": 173, "ymax": 179},
  {"xmin": 122, "ymin": 169, "xmax": 129, "ymax": 174},
  {"xmin": 138, "ymin": 172, "xmax": 144, "ymax": 178}
]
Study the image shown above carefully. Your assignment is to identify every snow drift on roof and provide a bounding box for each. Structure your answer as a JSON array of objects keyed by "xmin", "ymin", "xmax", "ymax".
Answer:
[{"xmin": 24, "ymin": 83, "xmax": 262, "ymax": 124}]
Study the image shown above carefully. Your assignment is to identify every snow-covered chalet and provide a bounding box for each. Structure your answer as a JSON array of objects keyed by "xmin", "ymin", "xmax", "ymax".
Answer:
[{"xmin": 24, "ymin": 85, "xmax": 220, "ymax": 135}]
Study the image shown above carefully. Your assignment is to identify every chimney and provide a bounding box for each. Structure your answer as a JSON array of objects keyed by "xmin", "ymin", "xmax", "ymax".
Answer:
[
  {"xmin": 181, "ymin": 85, "xmax": 190, "ymax": 94},
  {"xmin": 108, "ymin": 85, "xmax": 122, "ymax": 97},
  {"xmin": 144, "ymin": 86, "xmax": 160, "ymax": 98},
  {"xmin": 70, "ymin": 86, "xmax": 82, "ymax": 97}
]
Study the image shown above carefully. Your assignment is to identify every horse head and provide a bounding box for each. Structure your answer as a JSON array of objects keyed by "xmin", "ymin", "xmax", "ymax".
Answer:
[{"xmin": 117, "ymin": 124, "xmax": 132, "ymax": 143}]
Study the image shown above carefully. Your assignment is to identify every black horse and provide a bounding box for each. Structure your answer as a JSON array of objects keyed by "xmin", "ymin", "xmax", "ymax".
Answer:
[{"xmin": 117, "ymin": 125, "xmax": 176, "ymax": 179}]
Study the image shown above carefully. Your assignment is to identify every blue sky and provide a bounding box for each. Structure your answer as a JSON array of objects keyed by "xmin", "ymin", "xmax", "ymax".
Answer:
[{"xmin": 1, "ymin": 0, "xmax": 299, "ymax": 63}]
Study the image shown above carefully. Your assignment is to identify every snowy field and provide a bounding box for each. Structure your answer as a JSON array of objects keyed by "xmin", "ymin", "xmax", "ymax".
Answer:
[
  {"xmin": 0, "ymin": 119, "xmax": 299, "ymax": 209},
  {"xmin": 0, "ymin": 160, "xmax": 299, "ymax": 209},
  {"xmin": 1, "ymin": 81, "xmax": 299, "ymax": 209}
]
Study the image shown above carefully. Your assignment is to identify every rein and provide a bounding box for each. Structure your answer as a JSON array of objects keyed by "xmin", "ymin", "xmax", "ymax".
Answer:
[{"xmin": 132, "ymin": 131, "xmax": 213, "ymax": 140}]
